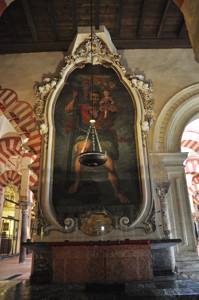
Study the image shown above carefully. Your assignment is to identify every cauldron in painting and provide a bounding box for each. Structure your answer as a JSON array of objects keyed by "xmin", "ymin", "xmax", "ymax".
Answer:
[{"xmin": 53, "ymin": 64, "xmax": 140, "ymax": 224}]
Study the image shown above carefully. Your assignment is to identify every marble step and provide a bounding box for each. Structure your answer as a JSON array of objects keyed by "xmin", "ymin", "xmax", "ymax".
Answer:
[{"xmin": 176, "ymin": 260, "xmax": 199, "ymax": 272}]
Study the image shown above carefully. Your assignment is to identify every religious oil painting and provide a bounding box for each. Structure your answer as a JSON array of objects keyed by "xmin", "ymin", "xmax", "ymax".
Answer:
[{"xmin": 53, "ymin": 64, "xmax": 140, "ymax": 223}]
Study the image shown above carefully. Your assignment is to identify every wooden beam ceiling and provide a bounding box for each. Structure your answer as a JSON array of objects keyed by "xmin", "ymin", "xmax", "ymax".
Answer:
[
  {"xmin": 157, "ymin": 0, "xmax": 171, "ymax": 39},
  {"xmin": 0, "ymin": 0, "xmax": 191, "ymax": 54},
  {"xmin": 20, "ymin": 0, "xmax": 38, "ymax": 42},
  {"xmin": 46, "ymin": 0, "xmax": 59, "ymax": 41}
]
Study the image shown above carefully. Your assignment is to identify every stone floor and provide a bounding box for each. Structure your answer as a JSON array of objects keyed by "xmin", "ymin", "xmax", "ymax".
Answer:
[{"xmin": 1, "ymin": 255, "xmax": 199, "ymax": 299}]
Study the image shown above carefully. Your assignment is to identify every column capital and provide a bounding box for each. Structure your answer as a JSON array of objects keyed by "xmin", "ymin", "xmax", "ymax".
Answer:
[
  {"xmin": 19, "ymin": 201, "xmax": 33, "ymax": 213},
  {"xmin": 155, "ymin": 182, "xmax": 170, "ymax": 200}
]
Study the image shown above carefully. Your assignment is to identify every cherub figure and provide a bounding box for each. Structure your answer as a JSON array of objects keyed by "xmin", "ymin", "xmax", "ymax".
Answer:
[{"xmin": 99, "ymin": 89, "xmax": 115, "ymax": 119}]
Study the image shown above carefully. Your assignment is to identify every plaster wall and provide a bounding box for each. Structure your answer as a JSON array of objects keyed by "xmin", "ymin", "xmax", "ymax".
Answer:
[
  {"xmin": 0, "ymin": 48, "xmax": 198, "ymax": 119},
  {"xmin": 119, "ymin": 49, "xmax": 199, "ymax": 118}
]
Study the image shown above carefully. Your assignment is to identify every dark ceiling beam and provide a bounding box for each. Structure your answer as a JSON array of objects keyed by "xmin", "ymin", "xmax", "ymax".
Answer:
[
  {"xmin": 46, "ymin": 0, "xmax": 58, "ymax": 41},
  {"xmin": 114, "ymin": 38, "xmax": 191, "ymax": 49},
  {"xmin": 20, "ymin": 0, "xmax": 38, "ymax": 42},
  {"xmin": 177, "ymin": 18, "xmax": 186, "ymax": 38},
  {"xmin": 0, "ymin": 41, "xmax": 72, "ymax": 54},
  {"xmin": 0, "ymin": 38, "xmax": 191, "ymax": 54},
  {"xmin": 2, "ymin": 10, "xmax": 18, "ymax": 42},
  {"xmin": 157, "ymin": 0, "xmax": 171, "ymax": 38},
  {"xmin": 95, "ymin": 0, "xmax": 100, "ymax": 30},
  {"xmin": 70, "ymin": 0, "xmax": 77, "ymax": 33},
  {"xmin": 116, "ymin": 0, "xmax": 124, "ymax": 39},
  {"xmin": 137, "ymin": 0, "xmax": 147, "ymax": 38}
]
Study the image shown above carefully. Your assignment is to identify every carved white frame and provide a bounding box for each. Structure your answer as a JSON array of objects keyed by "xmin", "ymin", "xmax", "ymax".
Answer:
[{"xmin": 36, "ymin": 33, "xmax": 154, "ymax": 237}]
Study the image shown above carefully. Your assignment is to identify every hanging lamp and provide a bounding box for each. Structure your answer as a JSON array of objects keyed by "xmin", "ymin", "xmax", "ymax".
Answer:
[{"xmin": 77, "ymin": 0, "xmax": 107, "ymax": 167}]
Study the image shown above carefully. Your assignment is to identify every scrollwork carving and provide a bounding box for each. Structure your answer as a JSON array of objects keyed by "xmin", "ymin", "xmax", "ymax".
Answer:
[
  {"xmin": 119, "ymin": 216, "xmax": 130, "ymax": 230},
  {"xmin": 34, "ymin": 77, "xmax": 59, "ymax": 134},
  {"xmin": 64, "ymin": 217, "xmax": 75, "ymax": 231},
  {"xmin": 63, "ymin": 34, "xmax": 126, "ymax": 74},
  {"xmin": 119, "ymin": 203, "xmax": 156, "ymax": 234},
  {"xmin": 128, "ymin": 75, "xmax": 154, "ymax": 128},
  {"xmin": 143, "ymin": 207, "xmax": 156, "ymax": 234}
]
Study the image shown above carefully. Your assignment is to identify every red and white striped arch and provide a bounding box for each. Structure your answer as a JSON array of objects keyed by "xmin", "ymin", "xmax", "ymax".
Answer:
[
  {"xmin": 0, "ymin": 170, "xmax": 21, "ymax": 193},
  {"xmin": 188, "ymin": 184, "xmax": 199, "ymax": 205},
  {"xmin": 184, "ymin": 159, "xmax": 199, "ymax": 204},
  {"xmin": 0, "ymin": 86, "xmax": 42, "ymax": 189},
  {"xmin": 192, "ymin": 174, "xmax": 199, "ymax": 185},
  {"xmin": 181, "ymin": 129, "xmax": 199, "ymax": 204},
  {"xmin": 181, "ymin": 140, "xmax": 199, "ymax": 153},
  {"xmin": 184, "ymin": 158, "xmax": 199, "ymax": 174},
  {"xmin": 181, "ymin": 130, "xmax": 199, "ymax": 154},
  {"xmin": 0, "ymin": 136, "xmax": 24, "ymax": 164}
]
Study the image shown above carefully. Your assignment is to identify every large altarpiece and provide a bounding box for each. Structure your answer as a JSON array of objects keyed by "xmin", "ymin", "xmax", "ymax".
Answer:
[{"xmin": 34, "ymin": 27, "xmax": 155, "ymax": 241}]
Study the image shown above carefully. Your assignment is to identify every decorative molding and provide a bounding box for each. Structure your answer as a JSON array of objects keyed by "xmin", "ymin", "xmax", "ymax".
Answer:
[
  {"xmin": 128, "ymin": 75, "xmax": 154, "ymax": 128},
  {"xmin": 118, "ymin": 201, "xmax": 156, "ymax": 234},
  {"xmin": 153, "ymin": 83, "xmax": 199, "ymax": 152},
  {"xmin": 34, "ymin": 78, "xmax": 59, "ymax": 137}
]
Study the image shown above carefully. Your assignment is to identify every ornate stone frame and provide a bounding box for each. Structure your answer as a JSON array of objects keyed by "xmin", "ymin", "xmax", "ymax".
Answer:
[{"xmin": 35, "ymin": 28, "xmax": 155, "ymax": 239}]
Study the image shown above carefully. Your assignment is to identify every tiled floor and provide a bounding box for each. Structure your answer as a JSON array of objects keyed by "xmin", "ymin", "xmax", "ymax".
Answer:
[
  {"xmin": 1, "ymin": 255, "xmax": 199, "ymax": 299},
  {"xmin": 0, "ymin": 254, "xmax": 32, "ymax": 281}
]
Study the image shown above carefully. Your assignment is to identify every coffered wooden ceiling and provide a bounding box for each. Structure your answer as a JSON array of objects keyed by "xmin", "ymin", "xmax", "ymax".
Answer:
[{"xmin": 0, "ymin": 0, "xmax": 191, "ymax": 54}]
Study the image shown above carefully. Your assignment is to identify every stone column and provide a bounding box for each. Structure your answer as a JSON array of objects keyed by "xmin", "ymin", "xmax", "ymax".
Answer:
[
  {"xmin": 155, "ymin": 182, "xmax": 171, "ymax": 238},
  {"xmin": 19, "ymin": 202, "xmax": 31, "ymax": 263},
  {"xmin": 19, "ymin": 154, "xmax": 33, "ymax": 263},
  {"xmin": 0, "ymin": 188, "xmax": 5, "ymax": 251}
]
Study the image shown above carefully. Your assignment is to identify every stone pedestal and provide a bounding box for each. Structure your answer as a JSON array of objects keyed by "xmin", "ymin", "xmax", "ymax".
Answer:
[
  {"xmin": 27, "ymin": 240, "xmax": 153, "ymax": 284},
  {"xmin": 30, "ymin": 243, "xmax": 52, "ymax": 284},
  {"xmin": 52, "ymin": 242, "xmax": 153, "ymax": 284},
  {"xmin": 150, "ymin": 239, "xmax": 182, "ymax": 276}
]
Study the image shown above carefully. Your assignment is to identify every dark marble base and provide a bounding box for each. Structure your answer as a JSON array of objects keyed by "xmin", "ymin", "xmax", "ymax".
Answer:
[
  {"xmin": 52, "ymin": 243, "xmax": 153, "ymax": 284},
  {"xmin": 151, "ymin": 248, "xmax": 173, "ymax": 275}
]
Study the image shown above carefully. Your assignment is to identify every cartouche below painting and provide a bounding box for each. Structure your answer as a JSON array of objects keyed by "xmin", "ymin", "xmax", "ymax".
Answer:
[{"xmin": 53, "ymin": 64, "xmax": 140, "ymax": 224}]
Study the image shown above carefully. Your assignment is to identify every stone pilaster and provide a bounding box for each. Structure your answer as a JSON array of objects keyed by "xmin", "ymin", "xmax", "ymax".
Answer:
[{"xmin": 154, "ymin": 182, "xmax": 175, "ymax": 273}]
